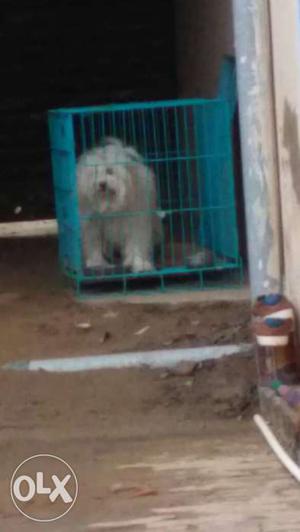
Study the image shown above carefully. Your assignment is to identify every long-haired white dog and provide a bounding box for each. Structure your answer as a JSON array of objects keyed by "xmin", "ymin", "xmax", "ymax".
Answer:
[{"xmin": 77, "ymin": 137, "xmax": 161, "ymax": 272}]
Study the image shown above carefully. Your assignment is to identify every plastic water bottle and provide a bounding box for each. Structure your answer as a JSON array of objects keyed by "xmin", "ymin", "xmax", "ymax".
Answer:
[{"xmin": 253, "ymin": 317, "xmax": 298, "ymax": 385}]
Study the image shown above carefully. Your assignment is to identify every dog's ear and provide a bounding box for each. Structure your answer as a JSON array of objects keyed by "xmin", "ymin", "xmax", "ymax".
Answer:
[
  {"xmin": 125, "ymin": 164, "xmax": 137, "ymax": 188},
  {"xmin": 127, "ymin": 163, "xmax": 154, "ymax": 207},
  {"xmin": 125, "ymin": 146, "xmax": 143, "ymax": 163}
]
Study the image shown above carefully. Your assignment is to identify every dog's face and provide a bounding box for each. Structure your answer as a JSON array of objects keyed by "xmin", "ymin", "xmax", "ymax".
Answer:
[
  {"xmin": 78, "ymin": 139, "xmax": 146, "ymax": 215},
  {"xmin": 94, "ymin": 164, "xmax": 128, "ymax": 213}
]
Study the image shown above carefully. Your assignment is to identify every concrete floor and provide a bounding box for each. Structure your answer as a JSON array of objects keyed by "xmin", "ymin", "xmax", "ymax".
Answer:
[
  {"xmin": 3, "ymin": 235, "xmax": 293, "ymax": 532},
  {"xmin": 3, "ymin": 420, "xmax": 300, "ymax": 532},
  {"xmin": 80, "ymin": 287, "xmax": 250, "ymax": 306},
  {"xmin": 0, "ymin": 364, "xmax": 298, "ymax": 532}
]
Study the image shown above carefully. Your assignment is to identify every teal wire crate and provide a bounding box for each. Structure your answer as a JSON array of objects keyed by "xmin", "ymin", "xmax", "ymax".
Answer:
[{"xmin": 48, "ymin": 58, "xmax": 242, "ymax": 297}]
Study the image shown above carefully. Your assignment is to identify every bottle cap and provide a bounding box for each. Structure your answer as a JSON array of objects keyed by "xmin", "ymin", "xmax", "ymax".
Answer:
[{"xmin": 263, "ymin": 294, "xmax": 282, "ymax": 306}]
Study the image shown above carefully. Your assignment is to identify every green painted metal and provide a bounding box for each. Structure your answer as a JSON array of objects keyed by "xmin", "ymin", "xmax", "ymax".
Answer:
[{"xmin": 48, "ymin": 57, "xmax": 242, "ymax": 296}]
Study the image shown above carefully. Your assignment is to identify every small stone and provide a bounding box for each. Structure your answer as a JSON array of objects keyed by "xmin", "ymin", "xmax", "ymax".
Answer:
[
  {"xmin": 76, "ymin": 322, "xmax": 92, "ymax": 330},
  {"xmin": 134, "ymin": 326, "xmax": 150, "ymax": 336},
  {"xmin": 162, "ymin": 339, "xmax": 174, "ymax": 347},
  {"xmin": 171, "ymin": 361, "xmax": 198, "ymax": 377},
  {"xmin": 103, "ymin": 310, "xmax": 118, "ymax": 319},
  {"xmin": 14, "ymin": 206, "xmax": 22, "ymax": 215},
  {"xmin": 160, "ymin": 371, "xmax": 170, "ymax": 380},
  {"xmin": 184, "ymin": 379, "xmax": 194, "ymax": 387},
  {"xmin": 99, "ymin": 331, "xmax": 111, "ymax": 344}
]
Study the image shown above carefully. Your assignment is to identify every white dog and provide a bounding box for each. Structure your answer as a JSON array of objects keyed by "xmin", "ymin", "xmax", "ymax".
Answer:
[{"xmin": 77, "ymin": 137, "xmax": 161, "ymax": 272}]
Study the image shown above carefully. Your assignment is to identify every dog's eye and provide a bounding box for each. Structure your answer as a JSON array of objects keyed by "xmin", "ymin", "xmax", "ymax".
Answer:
[{"xmin": 106, "ymin": 167, "xmax": 113, "ymax": 175}]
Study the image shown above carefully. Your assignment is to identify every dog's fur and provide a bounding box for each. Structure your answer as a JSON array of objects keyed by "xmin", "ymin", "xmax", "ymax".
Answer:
[{"xmin": 77, "ymin": 137, "xmax": 161, "ymax": 272}]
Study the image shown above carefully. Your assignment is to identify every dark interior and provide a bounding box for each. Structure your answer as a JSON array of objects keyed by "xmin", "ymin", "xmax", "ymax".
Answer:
[
  {"xmin": 0, "ymin": 0, "xmax": 177, "ymax": 222},
  {"xmin": 1, "ymin": 0, "xmax": 247, "ymax": 266}
]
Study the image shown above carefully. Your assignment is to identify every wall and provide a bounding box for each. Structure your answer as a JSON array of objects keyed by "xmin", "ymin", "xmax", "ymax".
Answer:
[
  {"xmin": 175, "ymin": 0, "xmax": 234, "ymax": 98},
  {"xmin": 175, "ymin": 0, "xmax": 247, "ymax": 261},
  {"xmin": 0, "ymin": 0, "xmax": 177, "ymax": 221},
  {"xmin": 269, "ymin": 0, "xmax": 300, "ymax": 323}
]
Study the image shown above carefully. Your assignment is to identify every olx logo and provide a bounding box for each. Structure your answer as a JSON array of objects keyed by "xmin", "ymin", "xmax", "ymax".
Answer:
[{"xmin": 10, "ymin": 454, "xmax": 78, "ymax": 522}]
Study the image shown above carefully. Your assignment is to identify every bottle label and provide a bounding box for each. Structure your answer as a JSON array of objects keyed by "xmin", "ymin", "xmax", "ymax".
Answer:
[{"xmin": 256, "ymin": 335, "xmax": 289, "ymax": 347}]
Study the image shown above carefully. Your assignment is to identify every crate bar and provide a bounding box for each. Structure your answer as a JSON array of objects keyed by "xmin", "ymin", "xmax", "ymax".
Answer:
[
  {"xmin": 49, "ymin": 98, "xmax": 226, "ymax": 115},
  {"xmin": 49, "ymin": 89, "xmax": 242, "ymax": 295},
  {"xmin": 79, "ymin": 204, "xmax": 236, "ymax": 222}
]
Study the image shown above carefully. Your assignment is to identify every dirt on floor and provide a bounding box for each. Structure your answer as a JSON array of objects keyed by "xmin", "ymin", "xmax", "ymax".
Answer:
[
  {"xmin": 0, "ymin": 236, "xmax": 274, "ymax": 531},
  {"xmin": 0, "ymin": 237, "xmax": 251, "ymax": 363},
  {"xmin": 0, "ymin": 356, "xmax": 258, "ymax": 438},
  {"xmin": 0, "ymin": 368, "xmax": 298, "ymax": 532}
]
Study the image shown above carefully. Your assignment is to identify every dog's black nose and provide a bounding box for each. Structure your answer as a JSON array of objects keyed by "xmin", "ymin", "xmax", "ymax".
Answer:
[{"xmin": 99, "ymin": 183, "xmax": 107, "ymax": 193}]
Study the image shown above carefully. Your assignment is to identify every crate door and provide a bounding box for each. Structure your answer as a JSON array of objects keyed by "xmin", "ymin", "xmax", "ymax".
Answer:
[{"xmin": 196, "ymin": 59, "xmax": 239, "ymax": 262}]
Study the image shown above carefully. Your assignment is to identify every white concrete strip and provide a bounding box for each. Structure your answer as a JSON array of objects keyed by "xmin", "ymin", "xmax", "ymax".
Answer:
[
  {"xmin": 3, "ymin": 344, "xmax": 253, "ymax": 373},
  {"xmin": 0, "ymin": 219, "xmax": 58, "ymax": 238}
]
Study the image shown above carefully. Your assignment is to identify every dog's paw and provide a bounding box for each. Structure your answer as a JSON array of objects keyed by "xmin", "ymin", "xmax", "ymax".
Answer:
[
  {"xmin": 86, "ymin": 254, "xmax": 110, "ymax": 269},
  {"xmin": 126, "ymin": 256, "xmax": 153, "ymax": 273}
]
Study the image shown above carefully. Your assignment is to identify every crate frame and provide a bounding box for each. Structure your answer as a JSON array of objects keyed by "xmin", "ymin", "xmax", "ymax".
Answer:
[{"xmin": 48, "ymin": 58, "xmax": 243, "ymax": 296}]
